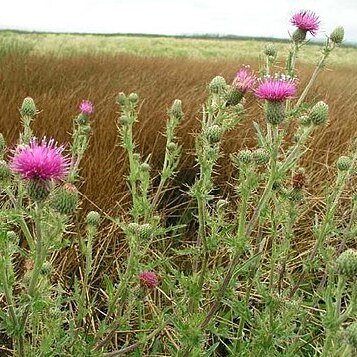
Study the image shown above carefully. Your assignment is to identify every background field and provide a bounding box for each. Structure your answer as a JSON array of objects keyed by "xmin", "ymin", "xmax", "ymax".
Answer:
[{"xmin": 1, "ymin": 31, "xmax": 357, "ymax": 274}]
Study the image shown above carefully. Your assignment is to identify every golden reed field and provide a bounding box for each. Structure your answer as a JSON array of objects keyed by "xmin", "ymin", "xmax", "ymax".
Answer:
[{"xmin": 1, "ymin": 49, "xmax": 357, "ymax": 275}]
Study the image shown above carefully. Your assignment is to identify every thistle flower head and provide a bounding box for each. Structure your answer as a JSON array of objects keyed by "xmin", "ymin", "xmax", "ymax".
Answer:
[
  {"xmin": 79, "ymin": 100, "xmax": 94, "ymax": 115},
  {"xmin": 139, "ymin": 271, "xmax": 159, "ymax": 289},
  {"xmin": 291, "ymin": 10, "xmax": 320, "ymax": 36},
  {"xmin": 10, "ymin": 138, "xmax": 70, "ymax": 182},
  {"xmin": 255, "ymin": 75, "xmax": 297, "ymax": 102},
  {"xmin": 232, "ymin": 66, "xmax": 256, "ymax": 93}
]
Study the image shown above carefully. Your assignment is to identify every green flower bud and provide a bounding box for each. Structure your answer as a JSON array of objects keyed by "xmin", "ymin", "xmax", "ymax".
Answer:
[
  {"xmin": 264, "ymin": 44, "xmax": 277, "ymax": 57},
  {"xmin": 345, "ymin": 322, "xmax": 357, "ymax": 349},
  {"xmin": 127, "ymin": 222, "xmax": 141, "ymax": 235},
  {"xmin": 167, "ymin": 142, "xmax": 178, "ymax": 153},
  {"xmin": 6, "ymin": 231, "xmax": 18, "ymax": 244},
  {"xmin": 169, "ymin": 99, "xmax": 183, "ymax": 120},
  {"xmin": 337, "ymin": 156, "xmax": 352, "ymax": 171},
  {"xmin": 225, "ymin": 86, "xmax": 244, "ymax": 106},
  {"xmin": 20, "ymin": 97, "xmax": 37, "ymax": 117},
  {"xmin": 137, "ymin": 223, "xmax": 153, "ymax": 239},
  {"xmin": 209, "ymin": 76, "xmax": 226, "ymax": 94},
  {"xmin": 40, "ymin": 261, "xmax": 53, "ymax": 275},
  {"xmin": 309, "ymin": 101, "xmax": 329, "ymax": 126},
  {"xmin": 265, "ymin": 101, "xmax": 285, "ymax": 125},
  {"xmin": 76, "ymin": 113, "xmax": 89, "ymax": 126},
  {"xmin": 236, "ymin": 149, "xmax": 253, "ymax": 164},
  {"xmin": 0, "ymin": 160, "xmax": 11, "ymax": 182},
  {"xmin": 27, "ymin": 179, "xmax": 50, "ymax": 201},
  {"xmin": 116, "ymin": 92, "xmax": 127, "ymax": 106},
  {"xmin": 50, "ymin": 183, "xmax": 79, "ymax": 215},
  {"xmin": 292, "ymin": 28, "xmax": 307, "ymax": 43},
  {"xmin": 128, "ymin": 92, "xmax": 139, "ymax": 104},
  {"xmin": 252, "ymin": 148, "xmax": 270, "ymax": 165},
  {"xmin": 336, "ymin": 249, "xmax": 357, "ymax": 279},
  {"xmin": 86, "ymin": 211, "xmax": 101, "ymax": 227},
  {"xmin": 119, "ymin": 115, "xmax": 130, "ymax": 126},
  {"xmin": 140, "ymin": 163, "xmax": 150, "ymax": 172},
  {"xmin": 205, "ymin": 125, "xmax": 222, "ymax": 144},
  {"xmin": 299, "ymin": 115, "xmax": 311, "ymax": 127},
  {"xmin": 330, "ymin": 26, "xmax": 344, "ymax": 44}
]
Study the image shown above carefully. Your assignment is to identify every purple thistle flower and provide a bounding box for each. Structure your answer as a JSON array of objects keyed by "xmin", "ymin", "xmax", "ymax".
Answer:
[
  {"xmin": 232, "ymin": 66, "xmax": 256, "ymax": 93},
  {"xmin": 255, "ymin": 75, "xmax": 297, "ymax": 102},
  {"xmin": 291, "ymin": 10, "xmax": 320, "ymax": 36},
  {"xmin": 10, "ymin": 138, "xmax": 70, "ymax": 182},
  {"xmin": 79, "ymin": 100, "xmax": 94, "ymax": 115},
  {"xmin": 139, "ymin": 271, "xmax": 159, "ymax": 289}
]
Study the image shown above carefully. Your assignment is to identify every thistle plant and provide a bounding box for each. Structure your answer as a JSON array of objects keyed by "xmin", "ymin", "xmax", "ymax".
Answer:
[{"xmin": 0, "ymin": 9, "xmax": 355, "ymax": 357}]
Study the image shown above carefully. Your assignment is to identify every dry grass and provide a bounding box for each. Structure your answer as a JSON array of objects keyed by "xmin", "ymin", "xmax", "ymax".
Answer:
[{"xmin": 1, "ymin": 50, "xmax": 357, "ymax": 278}]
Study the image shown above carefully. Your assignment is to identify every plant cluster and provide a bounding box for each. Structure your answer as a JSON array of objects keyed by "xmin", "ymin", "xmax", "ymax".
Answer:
[{"xmin": 0, "ymin": 10, "xmax": 356, "ymax": 357}]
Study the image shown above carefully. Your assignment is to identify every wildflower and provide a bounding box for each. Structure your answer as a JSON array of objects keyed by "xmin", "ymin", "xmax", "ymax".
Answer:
[
  {"xmin": 291, "ymin": 10, "xmax": 320, "ymax": 39},
  {"xmin": 255, "ymin": 75, "xmax": 297, "ymax": 125},
  {"xmin": 232, "ymin": 66, "xmax": 256, "ymax": 94},
  {"xmin": 79, "ymin": 100, "xmax": 94, "ymax": 115},
  {"xmin": 255, "ymin": 75, "xmax": 297, "ymax": 102},
  {"xmin": 10, "ymin": 138, "xmax": 70, "ymax": 182},
  {"xmin": 139, "ymin": 271, "xmax": 159, "ymax": 289}
]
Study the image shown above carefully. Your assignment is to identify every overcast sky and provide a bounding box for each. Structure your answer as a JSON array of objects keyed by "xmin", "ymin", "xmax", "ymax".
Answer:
[{"xmin": 2, "ymin": 0, "xmax": 357, "ymax": 43}]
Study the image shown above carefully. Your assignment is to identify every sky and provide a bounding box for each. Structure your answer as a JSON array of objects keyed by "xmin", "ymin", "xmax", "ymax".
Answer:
[{"xmin": 1, "ymin": 0, "xmax": 357, "ymax": 43}]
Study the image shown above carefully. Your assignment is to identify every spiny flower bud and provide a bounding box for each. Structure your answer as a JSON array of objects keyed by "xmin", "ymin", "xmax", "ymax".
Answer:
[
  {"xmin": 309, "ymin": 101, "xmax": 329, "ymax": 126},
  {"xmin": 330, "ymin": 26, "xmax": 344, "ymax": 44},
  {"xmin": 225, "ymin": 87, "xmax": 243, "ymax": 106},
  {"xmin": 337, "ymin": 156, "xmax": 352, "ymax": 171},
  {"xmin": 40, "ymin": 261, "xmax": 53, "ymax": 275},
  {"xmin": 336, "ymin": 249, "xmax": 357, "ymax": 279},
  {"xmin": 167, "ymin": 142, "xmax": 178, "ymax": 153},
  {"xmin": 209, "ymin": 76, "xmax": 226, "ymax": 94},
  {"xmin": 139, "ymin": 271, "xmax": 159, "ymax": 289},
  {"xmin": 27, "ymin": 179, "xmax": 50, "ymax": 201},
  {"xmin": 116, "ymin": 92, "xmax": 127, "ymax": 106},
  {"xmin": 0, "ymin": 160, "xmax": 11, "ymax": 181},
  {"xmin": 345, "ymin": 322, "xmax": 357, "ymax": 349},
  {"xmin": 265, "ymin": 101, "xmax": 286, "ymax": 125},
  {"xmin": 6, "ymin": 231, "xmax": 18, "ymax": 244},
  {"xmin": 76, "ymin": 113, "xmax": 89, "ymax": 126},
  {"xmin": 137, "ymin": 223, "xmax": 153, "ymax": 239},
  {"xmin": 205, "ymin": 125, "xmax": 222, "ymax": 144},
  {"xmin": 292, "ymin": 28, "xmax": 307, "ymax": 43},
  {"xmin": 50, "ymin": 183, "xmax": 79, "ymax": 215},
  {"xmin": 118, "ymin": 115, "xmax": 130, "ymax": 126},
  {"xmin": 235, "ymin": 149, "xmax": 253, "ymax": 164},
  {"xmin": 252, "ymin": 148, "xmax": 270, "ymax": 165},
  {"xmin": 264, "ymin": 44, "xmax": 277, "ymax": 57},
  {"xmin": 140, "ymin": 163, "xmax": 150, "ymax": 172},
  {"xmin": 128, "ymin": 92, "xmax": 139, "ymax": 104},
  {"xmin": 169, "ymin": 99, "xmax": 183, "ymax": 120},
  {"xmin": 86, "ymin": 211, "xmax": 101, "ymax": 227},
  {"xmin": 299, "ymin": 115, "xmax": 311, "ymax": 127},
  {"xmin": 20, "ymin": 97, "xmax": 37, "ymax": 117}
]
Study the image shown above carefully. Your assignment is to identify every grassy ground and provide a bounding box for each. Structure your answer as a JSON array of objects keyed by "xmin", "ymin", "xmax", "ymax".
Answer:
[{"xmin": 1, "ymin": 30, "xmax": 357, "ymax": 65}]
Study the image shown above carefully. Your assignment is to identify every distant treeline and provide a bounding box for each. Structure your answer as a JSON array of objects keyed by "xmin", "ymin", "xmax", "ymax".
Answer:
[{"xmin": 1, "ymin": 28, "xmax": 356, "ymax": 48}]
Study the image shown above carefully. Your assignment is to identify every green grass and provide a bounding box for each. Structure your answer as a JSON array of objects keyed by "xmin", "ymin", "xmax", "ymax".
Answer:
[{"xmin": 1, "ymin": 30, "xmax": 356, "ymax": 65}]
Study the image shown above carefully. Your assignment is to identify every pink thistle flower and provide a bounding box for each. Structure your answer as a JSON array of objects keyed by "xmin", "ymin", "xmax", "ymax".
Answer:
[
  {"xmin": 232, "ymin": 66, "xmax": 256, "ymax": 93},
  {"xmin": 10, "ymin": 138, "xmax": 70, "ymax": 182},
  {"xmin": 255, "ymin": 75, "xmax": 297, "ymax": 102},
  {"xmin": 79, "ymin": 100, "xmax": 94, "ymax": 115},
  {"xmin": 139, "ymin": 271, "xmax": 159, "ymax": 289},
  {"xmin": 291, "ymin": 10, "xmax": 320, "ymax": 36}
]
